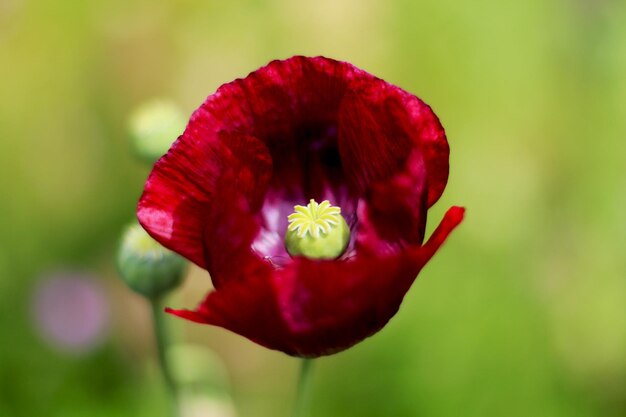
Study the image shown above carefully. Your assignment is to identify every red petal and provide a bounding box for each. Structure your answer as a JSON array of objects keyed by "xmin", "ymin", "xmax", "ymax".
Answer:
[
  {"xmin": 270, "ymin": 206, "xmax": 465, "ymax": 356},
  {"xmin": 220, "ymin": 56, "xmax": 365, "ymax": 201},
  {"xmin": 194, "ymin": 56, "xmax": 364, "ymax": 150},
  {"xmin": 338, "ymin": 79, "xmax": 449, "ymax": 207},
  {"xmin": 357, "ymin": 151, "xmax": 429, "ymax": 249},
  {"xmin": 414, "ymin": 205, "xmax": 465, "ymax": 267},
  {"xmin": 199, "ymin": 184, "xmax": 264, "ymax": 287},
  {"xmin": 272, "ymin": 255, "xmax": 418, "ymax": 356},
  {"xmin": 166, "ymin": 206, "xmax": 464, "ymax": 357},
  {"xmin": 137, "ymin": 129, "xmax": 271, "ymax": 269},
  {"xmin": 190, "ymin": 57, "xmax": 380, "ymax": 208},
  {"xmin": 167, "ymin": 262, "xmax": 296, "ymax": 354},
  {"xmin": 165, "ymin": 254, "xmax": 413, "ymax": 357},
  {"xmin": 217, "ymin": 131, "xmax": 273, "ymax": 211}
]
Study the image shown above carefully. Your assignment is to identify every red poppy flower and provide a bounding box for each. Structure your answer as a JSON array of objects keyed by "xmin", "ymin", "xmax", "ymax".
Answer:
[{"xmin": 137, "ymin": 56, "xmax": 464, "ymax": 357}]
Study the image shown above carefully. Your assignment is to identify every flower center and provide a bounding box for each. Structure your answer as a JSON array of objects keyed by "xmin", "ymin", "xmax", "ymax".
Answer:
[
  {"xmin": 287, "ymin": 199, "xmax": 341, "ymax": 238},
  {"xmin": 284, "ymin": 199, "xmax": 350, "ymax": 259}
]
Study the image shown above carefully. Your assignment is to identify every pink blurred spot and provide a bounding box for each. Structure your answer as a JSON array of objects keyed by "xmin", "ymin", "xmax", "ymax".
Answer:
[{"xmin": 32, "ymin": 271, "xmax": 109, "ymax": 354}]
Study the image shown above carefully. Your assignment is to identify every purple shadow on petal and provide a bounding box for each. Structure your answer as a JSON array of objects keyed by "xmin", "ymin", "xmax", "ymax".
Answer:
[{"xmin": 31, "ymin": 271, "xmax": 109, "ymax": 355}]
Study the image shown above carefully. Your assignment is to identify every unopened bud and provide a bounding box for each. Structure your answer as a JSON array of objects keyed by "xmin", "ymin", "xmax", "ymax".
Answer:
[
  {"xmin": 129, "ymin": 99, "xmax": 186, "ymax": 164},
  {"xmin": 117, "ymin": 222, "xmax": 186, "ymax": 298}
]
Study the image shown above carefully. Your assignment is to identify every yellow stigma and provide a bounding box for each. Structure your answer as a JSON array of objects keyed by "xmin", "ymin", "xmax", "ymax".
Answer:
[
  {"xmin": 287, "ymin": 199, "xmax": 342, "ymax": 239},
  {"xmin": 285, "ymin": 199, "xmax": 351, "ymax": 259}
]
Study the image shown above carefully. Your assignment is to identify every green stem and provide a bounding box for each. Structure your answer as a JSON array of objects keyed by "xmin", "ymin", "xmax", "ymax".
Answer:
[
  {"xmin": 150, "ymin": 297, "xmax": 179, "ymax": 417},
  {"xmin": 291, "ymin": 358, "xmax": 314, "ymax": 417}
]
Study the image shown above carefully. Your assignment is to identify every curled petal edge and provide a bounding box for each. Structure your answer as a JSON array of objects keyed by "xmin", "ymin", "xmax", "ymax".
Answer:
[{"xmin": 414, "ymin": 206, "xmax": 465, "ymax": 268}]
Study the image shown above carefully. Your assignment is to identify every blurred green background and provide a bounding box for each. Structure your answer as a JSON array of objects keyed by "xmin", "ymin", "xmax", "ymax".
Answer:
[{"xmin": 1, "ymin": 0, "xmax": 625, "ymax": 416}]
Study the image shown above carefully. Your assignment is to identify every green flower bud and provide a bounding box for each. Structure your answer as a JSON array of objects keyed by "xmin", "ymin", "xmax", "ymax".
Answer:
[
  {"xmin": 116, "ymin": 222, "xmax": 186, "ymax": 299},
  {"xmin": 128, "ymin": 99, "xmax": 186, "ymax": 164},
  {"xmin": 285, "ymin": 199, "xmax": 350, "ymax": 260}
]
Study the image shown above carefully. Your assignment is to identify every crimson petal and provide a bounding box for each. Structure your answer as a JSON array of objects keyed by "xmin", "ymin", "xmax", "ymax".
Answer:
[
  {"xmin": 167, "ymin": 207, "xmax": 464, "ymax": 357},
  {"xmin": 137, "ymin": 129, "xmax": 272, "ymax": 269},
  {"xmin": 338, "ymin": 77, "xmax": 449, "ymax": 207},
  {"xmin": 166, "ymin": 255, "xmax": 297, "ymax": 353},
  {"xmin": 357, "ymin": 151, "xmax": 429, "ymax": 249}
]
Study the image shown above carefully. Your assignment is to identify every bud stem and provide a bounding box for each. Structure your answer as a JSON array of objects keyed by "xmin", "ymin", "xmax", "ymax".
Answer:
[
  {"xmin": 291, "ymin": 358, "xmax": 315, "ymax": 417},
  {"xmin": 150, "ymin": 297, "xmax": 179, "ymax": 417}
]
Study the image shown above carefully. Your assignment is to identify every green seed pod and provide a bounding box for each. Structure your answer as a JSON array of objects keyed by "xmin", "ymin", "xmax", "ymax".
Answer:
[
  {"xmin": 128, "ymin": 99, "xmax": 186, "ymax": 164},
  {"xmin": 285, "ymin": 199, "xmax": 351, "ymax": 260},
  {"xmin": 116, "ymin": 222, "xmax": 186, "ymax": 299}
]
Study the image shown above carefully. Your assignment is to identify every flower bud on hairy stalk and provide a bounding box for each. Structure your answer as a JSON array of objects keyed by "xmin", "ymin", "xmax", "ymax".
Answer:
[
  {"xmin": 285, "ymin": 199, "xmax": 350, "ymax": 260},
  {"xmin": 129, "ymin": 99, "xmax": 186, "ymax": 164},
  {"xmin": 117, "ymin": 222, "xmax": 186, "ymax": 299}
]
